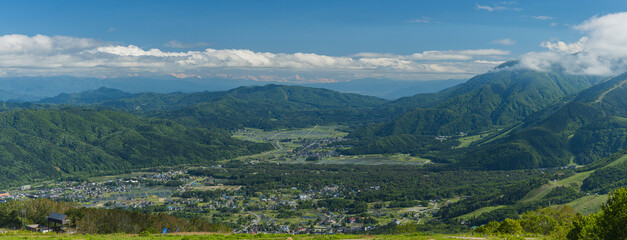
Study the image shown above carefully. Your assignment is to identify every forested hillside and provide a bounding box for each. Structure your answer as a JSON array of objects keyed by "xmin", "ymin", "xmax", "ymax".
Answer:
[
  {"xmin": 345, "ymin": 68, "xmax": 599, "ymax": 155},
  {"xmin": 0, "ymin": 108, "xmax": 272, "ymax": 187},
  {"xmin": 462, "ymin": 73, "xmax": 627, "ymax": 170}
]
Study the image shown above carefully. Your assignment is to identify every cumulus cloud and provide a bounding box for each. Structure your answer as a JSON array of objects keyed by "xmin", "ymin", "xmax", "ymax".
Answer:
[
  {"xmin": 540, "ymin": 37, "xmax": 586, "ymax": 54},
  {"xmin": 492, "ymin": 38, "xmax": 517, "ymax": 46},
  {"xmin": 0, "ymin": 34, "xmax": 510, "ymax": 81},
  {"xmin": 520, "ymin": 12, "xmax": 627, "ymax": 76}
]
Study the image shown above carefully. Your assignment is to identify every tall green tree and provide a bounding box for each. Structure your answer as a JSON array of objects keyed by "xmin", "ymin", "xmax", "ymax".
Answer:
[{"xmin": 568, "ymin": 187, "xmax": 627, "ymax": 239}]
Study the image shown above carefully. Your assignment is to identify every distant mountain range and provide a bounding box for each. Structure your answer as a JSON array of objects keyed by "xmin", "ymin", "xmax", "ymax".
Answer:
[
  {"xmin": 302, "ymin": 78, "xmax": 466, "ymax": 99},
  {"xmin": 1, "ymin": 60, "xmax": 626, "ymax": 188},
  {"xmin": 0, "ymin": 76, "xmax": 464, "ymax": 102},
  {"xmin": 39, "ymin": 85, "xmax": 390, "ymax": 130}
]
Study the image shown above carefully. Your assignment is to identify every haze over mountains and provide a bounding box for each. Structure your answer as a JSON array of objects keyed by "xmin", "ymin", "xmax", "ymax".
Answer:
[
  {"xmin": 0, "ymin": 76, "xmax": 465, "ymax": 102},
  {"xmin": 39, "ymin": 85, "xmax": 390, "ymax": 130}
]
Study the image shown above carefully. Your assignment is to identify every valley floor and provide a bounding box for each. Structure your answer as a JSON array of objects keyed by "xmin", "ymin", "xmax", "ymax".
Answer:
[{"xmin": 1, "ymin": 125, "xmax": 622, "ymax": 238}]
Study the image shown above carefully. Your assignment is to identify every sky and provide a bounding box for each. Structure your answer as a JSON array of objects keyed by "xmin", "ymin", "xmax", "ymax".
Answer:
[{"xmin": 1, "ymin": 0, "xmax": 627, "ymax": 82}]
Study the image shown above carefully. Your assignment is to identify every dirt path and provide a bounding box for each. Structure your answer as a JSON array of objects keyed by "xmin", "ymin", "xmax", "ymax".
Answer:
[
  {"xmin": 596, "ymin": 79, "xmax": 627, "ymax": 103},
  {"xmin": 304, "ymin": 125, "xmax": 318, "ymax": 137}
]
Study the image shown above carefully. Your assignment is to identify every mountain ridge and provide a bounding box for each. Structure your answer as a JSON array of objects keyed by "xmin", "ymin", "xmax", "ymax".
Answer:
[
  {"xmin": 462, "ymin": 72, "xmax": 627, "ymax": 169},
  {"xmin": 0, "ymin": 108, "xmax": 273, "ymax": 188},
  {"xmin": 344, "ymin": 68, "xmax": 601, "ymax": 157}
]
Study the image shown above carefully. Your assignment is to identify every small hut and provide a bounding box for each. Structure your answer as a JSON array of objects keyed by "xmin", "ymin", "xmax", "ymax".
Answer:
[{"xmin": 47, "ymin": 212, "xmax": 70, "ymax": 232}]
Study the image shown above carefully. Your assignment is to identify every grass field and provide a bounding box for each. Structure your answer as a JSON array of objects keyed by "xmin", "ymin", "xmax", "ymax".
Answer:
[
  {"xmin": 604, "ymin": 152, "xmax": 627, "ymax": 168},
  {"xmin": 456, "ymin": 205, "xmax": 506, "ymax": 221},
  {"xmin": 565, "ymin": 194, "xmax": 608, "ymax": 215},
  {"xmin": 455, "ymin": 134, "xmax": 484, "ymax": 148},
  {"xmin": 231, "ymin": 125, "xmax": 349, "ymax": 163},
  {"xmin": 555, "ymin": 171, "xmax": 592, "ymax": 189},
  {"xmin": 479, "ymin": 126, "xmax": 518, "ymax": 145},
  {"xmin": 461, "ymin": 169, "xmax": 602, "ymax": 219},
  {"xmin": 231, "ymin": 126, "xmax": 434, "ymax": 165},
  {"xmin": 232, "ymin": 126, "xmax": 348, "ymax": 142},
  {"xmin": 556, "ymin": 152, "xmax": 626, "ymax": 215},
  {"xmin": 89, "ymin": 172, "xmax": 158, "ymax": 182},
  {"xmin": 317, "ymin": 154, "xmax": 431, "ymax": 165},
  {"xmin": 519, "ymin": 171, "xmax": 592, "ymax": 203}
]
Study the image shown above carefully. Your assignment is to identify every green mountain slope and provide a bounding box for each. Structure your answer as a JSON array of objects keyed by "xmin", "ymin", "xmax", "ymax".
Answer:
[
  {"xmin": 346, "ymin": 68, "xmax": 599, "ymax": 155},
  {"xmin": 447, "ymin": 149, "xmax": 627, "ymax": 224},
  {"xmin": 580, "ymin": 149, "xmax": 627, "ymax": 193},
  {"xmin": 463, "ymin": 73, "xmax": 627, "ymax": 169},
  {"xmin": 38, "ymin": 87, "xmax": 136, "ymax": 105},
  {"xmin": 41, "ymin": 84, "xmax": 390, "ymax": 129},
  {"xmin": 0, "ymin": 108, "xmax": 273, "ymax": 187}
]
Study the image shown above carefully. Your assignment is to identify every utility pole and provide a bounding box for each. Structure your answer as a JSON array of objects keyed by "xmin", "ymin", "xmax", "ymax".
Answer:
[{"xmin": 21, "ymin": 210, "xmax": 26, "ymax": 229}]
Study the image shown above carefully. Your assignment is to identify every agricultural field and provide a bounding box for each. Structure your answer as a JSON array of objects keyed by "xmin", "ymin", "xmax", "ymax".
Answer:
[
  {"xmin": 232, "ymin": 125, "xmax": 433, "ymax": 165},
  {"xmin": 318, "ymin": 154, "xmax": 430, "ymax": 165},
  {"xmin": 233, "ymin": 126, "xmax": 349, "ymax": 142}
]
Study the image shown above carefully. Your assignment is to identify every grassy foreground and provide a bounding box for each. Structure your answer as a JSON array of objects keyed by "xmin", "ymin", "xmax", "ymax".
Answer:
[{"xmin": 0, "ymin": 231, "xmax": 536, "ymax": 240}]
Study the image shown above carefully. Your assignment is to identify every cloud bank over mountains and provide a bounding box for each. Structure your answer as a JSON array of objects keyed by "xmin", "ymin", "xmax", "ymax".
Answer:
[
  {"xmin": 4, "ymin": 12, "xmax": 627, "ymax": 82},
  {"xmin": 521, "ymin": 12, "xmax": 627, "ymax": 76},
  {"xmin": 0, "ymin": 34, "xmax": 507, "ymax": 82}
]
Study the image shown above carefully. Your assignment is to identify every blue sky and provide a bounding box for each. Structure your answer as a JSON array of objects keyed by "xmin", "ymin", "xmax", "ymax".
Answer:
[{"xmin": 1, "ymin": 0, "xmax": 627, "ymax": 82}]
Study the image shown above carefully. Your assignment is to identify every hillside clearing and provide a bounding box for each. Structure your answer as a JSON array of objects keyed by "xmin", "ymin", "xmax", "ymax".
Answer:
[{"xmin": 564, "ymin": 194, "xmax": 608, "ymax": 215}]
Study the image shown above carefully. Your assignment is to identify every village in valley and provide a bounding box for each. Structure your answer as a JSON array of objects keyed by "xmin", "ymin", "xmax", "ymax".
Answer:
[
  {"xmin": 0, "ymin": 168, "xmax": 445, "ymax": 234},
  {"xmin": 0, "ymin": 125, "xmax": 448, "ymax": 234}
]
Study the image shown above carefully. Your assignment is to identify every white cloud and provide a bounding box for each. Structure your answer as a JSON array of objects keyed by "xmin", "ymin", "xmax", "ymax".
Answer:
[
  {"xmin": 531, "ymin": 16, "xmax": 553, "ymax": 20},
  {"xmin": 0, "ymin": 34, "xmax": 100, "ymax": 54},
  {"xmin": 575, "ymin": 13, "xmax": 627, "ymax": 57},
  {"xmin": 492, "ymin": 38, "xmax": 516, "ymax": 46},
  {"xmin": 170, "ymin": 73, "xmax": 202, "ymax": 79},
  {"xmin": 474, "ymin": 60, "xmax": 506, "ymax": 65},
  {"xmin": 408, "ymin": 17, "xmax": 431, "ymax": 24},
  {"xmin": 458, "ymin": 49, "xmax": 510, "ymax": 55},
  {"xmin": 475, "ymin": 3, "xmax": 507, "ymax": 12},
  {"xmin": 540, "ymin": 37, "xmax": 586, "ymax": 54},
  {"xmin": 0, "ymin": 34, "xmax": 511, "ymax": 81},
  {"xmin": 475, "ymin": 1, "xmax": 518, "ymax": 12},
  {"xmin": 165, "ymin": 40, "xmax": 209, "ymax": 48},
  {"xmin": 356, "ymin": 49, "xmax": 509, "ymax": 61},
  {"xmin": 95, "ymin": 45, "xmax": 191, "ymax": 57},
  {"xmin": 520, "ymin": 12, "xmax": 627, "ymax": 76}
]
